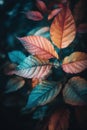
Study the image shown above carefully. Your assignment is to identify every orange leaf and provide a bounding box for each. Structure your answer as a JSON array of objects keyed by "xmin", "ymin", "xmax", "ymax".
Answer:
[
  {"xmin": 36, "ymin": 0, "xmax": 47, "ymax": 13},
  {"xmin": 62, "ymin": 52, "xmax": 87, "ymax": 74},
  {"xmin": 48, "ymin": 8, "xmax": 62, "ymax": 20},
  {"xmin": 32, "ymin": 78, "xmax": 40, "ymax": 88},
  {"xmin": 26, "ymin": 11, "xmax": 43, "ymax": 21},
  {"xmin": 50, "ymin": 6, "xmax": 76, "ymax": 48},
  {"xmin": 18, "ymin": 36, "xmax": 58, "ymax": 60},
  {"xmin": 48, "ymin": 109, "xmax": 69, "ymax": 130}
]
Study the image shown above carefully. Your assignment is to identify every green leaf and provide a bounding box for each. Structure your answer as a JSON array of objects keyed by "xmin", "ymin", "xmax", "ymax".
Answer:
[{"xmin": 63, "ymin": 76, "xmax": 87, "ymax": 106}]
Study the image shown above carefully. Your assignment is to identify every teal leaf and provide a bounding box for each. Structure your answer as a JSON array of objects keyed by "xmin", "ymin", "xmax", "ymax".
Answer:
[
  {"xmin": 63, "ymin": 76, "xmax": 87, "ymax": 106},
  {"xmin": 33, "ymin": 105, "xmax": 48, "ymax": 119},
  {"xmin": 23, "ymin": 81, "xmax": 62, "ymax": 109},
  {"xmin": 5, "ymin": 77, "xmax": 25, "ymax": 93},
  {"xmin": 8, "ymin": 50, "xmax": 26, "ymax": 64},
  {"xmin": 14, "ymin": 55, "xmax": 52, "ymax": 79}
]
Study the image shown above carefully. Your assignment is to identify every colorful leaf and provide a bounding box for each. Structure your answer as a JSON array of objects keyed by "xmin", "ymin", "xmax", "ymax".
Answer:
[
  {"xmin": 36, "ymin": 0, "xmax": 47, "ymax": 13},
  {"xmin": 18, "ymin": 36, "xmax": 58, "ymax": 60},
  {"xmin": 62, "ymin": 52, "xmax": 87, "ymax": 74},
  {"xmin": 50, "ymin": 6, "xmax": 76, "ymax": 48},
  {"xmin": 48, "ymin": 8, "xmax": 62, "ymax": 20},
  {"xmin": 8, "ymin": 50, "xmax": 26, "ymax": 64},
  {"xmin": 23, "ymin": 81, "xmax": 62, "ymax": 109},
  {"xmin": 77, "ymin": 23, "xmax": 87, "ymax": 33},
  {"xmin": 26, "ymin": 11, "xmax": 43, "ymax": 21},
  {"xmin": 48, "ymin": 109, "xmax": 69, "ymax": 130},
  {"xmin": 5, "ymin": 77, "xmax": 25, "ymax": 93},
  {"xmin": 63, "ymin": 76, "xmax": 87, "ymax": 105},
  {"xmin": 13, "ymin": 55, "xmax": 52, "ymax": 79},
  {"xmin": 34, "ymin": 27, "xmax": 49, "ymax": 35}
]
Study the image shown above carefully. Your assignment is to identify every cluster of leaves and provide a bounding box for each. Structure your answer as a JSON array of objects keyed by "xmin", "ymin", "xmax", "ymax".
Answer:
[{"xmin": 1, "ymin": 0, "xmax": 87, "ymax": 130}]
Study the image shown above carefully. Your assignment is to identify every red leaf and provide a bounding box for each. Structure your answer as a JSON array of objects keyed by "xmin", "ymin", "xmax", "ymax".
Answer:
[
  {"xmin": 26, "ymin": 11, "xmax": 43, "ymax": 21},
  {"xmin": 48, "ymin": 8, "xmax": 62, "ymax": 20},
  {"xmin": 36, "ymin": 0, "xmax": 47, "ymax": 13},
  {"xmin": 18, "ymin": 36, "xmax": 59, "ymax": 60}
]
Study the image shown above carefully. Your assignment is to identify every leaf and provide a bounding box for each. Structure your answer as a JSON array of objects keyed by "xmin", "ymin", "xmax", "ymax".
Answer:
[
  {"xmin": 48, "ymin": 109, "xmax": 69, "ymax": 130},
  {"xmin": 13, "ymin": 55, "xmax": 52, "ymax": 79},
  {"xmin": 26, "ymin": 11, "xmax": 43, "ymax": 21},
  {"xmin": 8, "ymin": 51, "xmax": 26, "ymax": 64},
  {"xmin": 77, "ymin": 23, "xmax": 87, "ymax": 33},
  {"xmin": 63, "ymin": 76, "xmax": 87, "ymax": 105},
  {"xmin": 36, "ymin": 0, "xmax": 47, "ymax": 13},
  {"xmin": 48, "ymin": 8, "xmax": 62, "ymax": 20},
  {"xmin": 18, "ymin": 36, "xmax": 58, "ymax": 60},
  {"xmin": 23, "ymin": 81, "xmax": 62, "ymax": 109},
  {"xmin": 62, "ymin": 52, "xmax": 87, "ymax": 74},
  {"xmin": 5, "ymin": 77, "xmax": 25, "ymax": 93},
  {"xmin": 50, "ymin": 6, "xmax": 76, "ymax": 48},
  {"xmin": 33, "ymin": 105, "xmax": 48, "ymax": 119},
  {"xmin": 34, "ymin": 27, "xmax": 49, "ymax": 35}
]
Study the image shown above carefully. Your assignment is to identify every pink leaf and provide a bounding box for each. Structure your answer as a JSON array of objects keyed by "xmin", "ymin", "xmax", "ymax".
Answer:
[
  {"xmin": 62, "ymin": 52, "xmax": 87, "ymax": 74},
  {"xmin": 26, "ymin": 11, "xmax": 43, "ymax": 21},
  {"xmin": 36, "ymin": 0, "xmax": 47, "ymax": 13},
  {"xmin": 18, "ymin": 36, "xmax": 59, "ymax": 60},
  {"xmin": 48, "ymin": 8, "xmax": 62, "ymax": 20}
]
